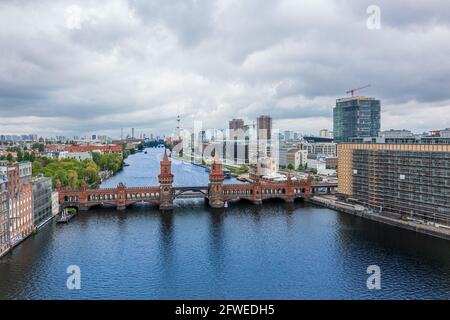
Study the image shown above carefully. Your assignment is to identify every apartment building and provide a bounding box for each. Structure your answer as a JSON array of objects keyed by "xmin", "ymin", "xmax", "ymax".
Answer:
[
  {"xmin": 0, "ymin": 161, "xmax": 34, "ymax": 246},
  {"xmin": 0, "ymin": 173, "xmax": 9, "ymax": 257}
]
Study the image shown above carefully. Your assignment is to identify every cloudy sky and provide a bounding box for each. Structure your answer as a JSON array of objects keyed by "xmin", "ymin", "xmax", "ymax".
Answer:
[{"xmin": 1, "ymin": 0, "xmax": 450, "ymax": 138}]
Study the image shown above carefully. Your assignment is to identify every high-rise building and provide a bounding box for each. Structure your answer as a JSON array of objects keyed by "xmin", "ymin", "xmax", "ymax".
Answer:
[
  {"xmin": 0, "ymin": 173, "xmax": 9, "ymax": 257},
  {"xmin": 257, "ymin": 115, "xmax": 272, "ymax": 157},
  {"xmin": 338, "ymin": 143, "xmax": 450, "ymax": 225},
  {"xmin": 229, "ymin": 118, "xmax": 245, "ymax": 132},
  {"xmin": 319, "ymin": 129, "xmax": 333, "ymax": 138},
  {"xmin": 228, "ymin": 119, "xmax": 246, "ymax": 164},
  {"xmin": 246, "ymin": 122, "xmax": 258, "ymax": 165},
  {"xmin": 132, "ymin": 128, "xmax": 135, "ymax": 139},
  {"xmin": 32, "ymin": 176, "xmax": 53, "ymax": 229},
  {"xmin": 284, "ymin": 130, "xmax": 296, "ymax": 141},
  {"xmin": 333, "ymin": 97, "xmax": 380, "ymax": 143},
  {"xmin": 257, "ymin": 115, "xmax": 272, "ymax": 141}
]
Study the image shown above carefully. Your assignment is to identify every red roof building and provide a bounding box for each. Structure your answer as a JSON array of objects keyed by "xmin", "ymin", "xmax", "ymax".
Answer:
[{"xmin": 63, "ymin": 145, "xmax": 122, "ymax": 153}]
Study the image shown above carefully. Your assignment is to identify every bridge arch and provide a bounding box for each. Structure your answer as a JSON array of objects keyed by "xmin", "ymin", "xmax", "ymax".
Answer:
[
  {"xmin": 173, "ymin": 187, "xmax": 208, "ymax": 199},
  {"xmin": 261, "ymin": 196, "xmax": 287, "ymax": 203}
]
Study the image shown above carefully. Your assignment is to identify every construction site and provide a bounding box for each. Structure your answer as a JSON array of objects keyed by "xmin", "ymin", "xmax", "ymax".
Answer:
[{"xmin": 338, "ymin": 143, "xmax": 450, "ymax": 227}]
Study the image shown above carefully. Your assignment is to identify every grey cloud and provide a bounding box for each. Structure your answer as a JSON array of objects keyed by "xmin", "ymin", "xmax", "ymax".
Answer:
[
  {"xmin": 0, "ymin": 0, "xmax": 449, "ymax": 137},
  {"xmin": 128, "ymin": 0, "xmax": 215, "ymax": 46}
]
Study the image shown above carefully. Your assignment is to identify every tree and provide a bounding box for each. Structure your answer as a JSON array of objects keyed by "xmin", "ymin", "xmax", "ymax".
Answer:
[
  {"xmin": 82, "ymin": 164, "xmax": 100, "ymax": 186},
  {"xmin": 6, "ymin": 153, "xmax": 13, "ymax": 162},
  {"xmin": 67, "ymin": 170, "xmax": 79, "ymax": 189},
  {"xmin": 310, "ymin": 168, "xmax": 318, "ymax": 175},
  {"xmin": 297, "ymin": 164, "xmax": 304, "ymax": 171},
  {"xmin": 92, "ymin": 152, "xmax": 123, "ymax": 174},
  {"xmin": 32, "ymin": 161, "xmax": 43, "ymax": 176},
  {"xmin": 32, "ymin": 142, "xmax": 45, "ymax": 152},
  {"xmin": 287, "ymin": 163, "xmax": 294, "ymax": 170},
  {"xmin": 238, "ymin": 165, "xmax": 249, "ymax": 174},
  {"xmin": 17, "ymin": 149, "xmax": 23, "ymax": 162},
  {"xmin": 54, "ymin": 170, "xmax": 68, "ymax": 187}
]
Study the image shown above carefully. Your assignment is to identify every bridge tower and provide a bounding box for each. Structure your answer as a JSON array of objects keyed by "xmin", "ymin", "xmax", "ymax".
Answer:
[
  {"xmin": 285, "ymin": 172, "xmax": 295, "ymax": 203},
  {"xmin": 158, "ymin": 150, "xmax": 174, "ymax": 210},
  {"xmin": 208, "ymin": 155, "xmax": 225, "ymax": 208},
  {"xmin": 116, "ymin": 182, "xmax": 127, "ymax": 210}
]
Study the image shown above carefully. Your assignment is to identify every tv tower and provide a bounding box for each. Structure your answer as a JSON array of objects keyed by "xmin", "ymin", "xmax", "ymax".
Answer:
[{"xmin": 176, "ymin": 114, "xmax": 181, "ymax": 139}]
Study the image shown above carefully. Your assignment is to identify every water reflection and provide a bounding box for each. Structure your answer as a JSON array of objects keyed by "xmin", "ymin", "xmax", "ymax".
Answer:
[
  {"xmin": 158, "ymin": 212, "xmax": 174, "ymax": 272},
  {"xmin": 208, "ymin": 209, "xmax": 225, "ymax": 276}
]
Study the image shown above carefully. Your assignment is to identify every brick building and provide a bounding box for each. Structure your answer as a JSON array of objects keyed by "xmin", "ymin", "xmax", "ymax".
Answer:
[
  {"xmin": 0, "ymin": 173, "xmax": 9, "ymax": 257},
  {"xmin": 0, "ymin": 161, "xmax": 34, "ymax": 246}
]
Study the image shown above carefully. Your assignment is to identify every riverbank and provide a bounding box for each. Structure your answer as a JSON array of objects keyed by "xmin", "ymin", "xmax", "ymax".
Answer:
[
  {"xmin": 0, "ymin": 214, "xmax": 56, "ymax": 259},
  {"xmin": 309, "ymin": 195, "xmax": 450, "ymax": 241}
]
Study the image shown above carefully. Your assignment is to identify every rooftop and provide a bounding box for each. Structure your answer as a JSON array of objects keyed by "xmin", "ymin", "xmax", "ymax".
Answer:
[{"xmin": 336, "ymin": 96, "xmax": 378, "ymax": 102}]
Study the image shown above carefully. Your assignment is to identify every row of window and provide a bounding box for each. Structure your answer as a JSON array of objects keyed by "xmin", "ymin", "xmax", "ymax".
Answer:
[{"xmin": 85, "ymin": 193, "xmax": 161, "ymax": 201}]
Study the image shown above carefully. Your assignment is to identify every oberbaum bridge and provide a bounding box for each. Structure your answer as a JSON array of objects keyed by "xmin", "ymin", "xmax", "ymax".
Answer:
[{"xmin": 56, "ymin": 151, "xmax": 337, "ymax": 211}]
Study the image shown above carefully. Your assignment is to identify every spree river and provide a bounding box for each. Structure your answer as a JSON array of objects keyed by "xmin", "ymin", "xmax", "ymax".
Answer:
[{"xmin": 0, "ymin": 148, "xmax": 449, "ymax": 299}]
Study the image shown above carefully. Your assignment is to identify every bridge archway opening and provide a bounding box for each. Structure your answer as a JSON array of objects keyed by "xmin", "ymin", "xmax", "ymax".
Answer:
[
  {"xmin": 262, "ymin": 197, "xmax": 286, "ymax": 204},
  {"xmin": 227, "ymin": 198, "xmax": 255, "ymax": 205},
  {"xmin": 88, "ymin": 203, "xmax": 117, "ymax": 210},
  {"xmin": 127, "ymin": 201, "xmax": 159, "ymax": 209},
  {"xmin": 293, "ymin": 196, "xmax": 306, "ymax": 203},
  {"xmin": 174, "ymin": 188, "xmax": 208, "ymax": 199}
]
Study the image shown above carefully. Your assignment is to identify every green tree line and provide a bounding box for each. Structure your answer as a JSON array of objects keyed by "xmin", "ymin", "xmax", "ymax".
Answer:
[
  {"xmin": 32, "ymin": 152, "xmax": 124, "ymax": 189},
  {"xmin": 33, "ymin": 158, "xmax": 101, "ymax": 189}
]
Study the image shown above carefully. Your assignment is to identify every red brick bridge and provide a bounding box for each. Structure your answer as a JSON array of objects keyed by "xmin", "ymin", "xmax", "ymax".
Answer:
[{"xmin": 57, "ymin": 151, "xmax": 336, "ymax": 211}]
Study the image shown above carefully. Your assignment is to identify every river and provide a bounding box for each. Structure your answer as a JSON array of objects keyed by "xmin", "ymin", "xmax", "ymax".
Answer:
[{"xmin": 0, "ymin": 148, "xmax": 449, "ymax": 299}]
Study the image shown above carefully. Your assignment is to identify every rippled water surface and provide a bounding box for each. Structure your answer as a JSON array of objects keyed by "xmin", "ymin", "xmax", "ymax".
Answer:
[{"xmin": 1, "ymin": 149, "xmax": 449, "ymax": 299}]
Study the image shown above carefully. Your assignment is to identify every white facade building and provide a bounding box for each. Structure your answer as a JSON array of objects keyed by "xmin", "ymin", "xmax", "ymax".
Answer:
[{"xmin": 51, "ymin": 191, "xmax": 60, "ymax": 217}]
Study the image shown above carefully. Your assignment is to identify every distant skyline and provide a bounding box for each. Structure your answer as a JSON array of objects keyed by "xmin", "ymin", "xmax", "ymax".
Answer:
[
  {"xmin": 0, "ymin": 124, "xmax": 443, "ymax": 141},
  {"xmin": 1, "ymin": 0, "xmax": 450, "ymax": 136}
]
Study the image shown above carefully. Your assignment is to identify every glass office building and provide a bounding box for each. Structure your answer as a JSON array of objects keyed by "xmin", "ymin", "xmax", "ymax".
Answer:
[{"xmin": 333, "ymin": 97, "xmax": 380, "ymax": 143}]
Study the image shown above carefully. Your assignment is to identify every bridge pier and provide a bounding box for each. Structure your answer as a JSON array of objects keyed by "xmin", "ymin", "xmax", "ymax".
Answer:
[
  {"xmin": 159, "ymin": 202, "xmax": 174, "ymax": 211},
  {"xmin": 117, "ymin": 205, "xmax": 126, "ymax": 211}
]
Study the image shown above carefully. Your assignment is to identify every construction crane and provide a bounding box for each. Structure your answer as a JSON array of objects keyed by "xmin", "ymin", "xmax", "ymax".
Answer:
[{"xmin": 346, "ymin": 84, "xmax": 371, "ymax": 97}]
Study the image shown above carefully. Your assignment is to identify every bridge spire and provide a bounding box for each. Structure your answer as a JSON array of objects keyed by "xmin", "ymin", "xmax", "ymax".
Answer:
[{"xmin": 162, "ymin": 149, "xmax": 170, "ymax": 162}]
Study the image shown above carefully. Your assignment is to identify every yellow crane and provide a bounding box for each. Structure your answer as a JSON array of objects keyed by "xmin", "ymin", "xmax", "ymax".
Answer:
[{"xmin": 346, "ymin": 84, "xmax": 371, "ymax": 97}]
